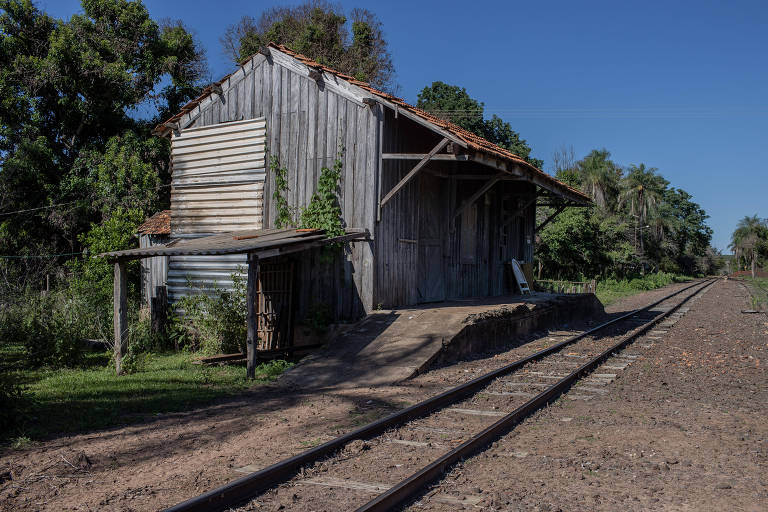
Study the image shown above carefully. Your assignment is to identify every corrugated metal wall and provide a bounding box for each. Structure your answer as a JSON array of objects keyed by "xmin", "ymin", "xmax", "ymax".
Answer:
[
  {"xmin": 170, "ymin": 118, "xmax": 266, "ymax": 234},
  {"xmin": 167, "ymin": 254, "xmax": 247, "ymax": 302},
  {"xmin": 170, "ymin": 52, "xmax": 379, "ymax": 321}
]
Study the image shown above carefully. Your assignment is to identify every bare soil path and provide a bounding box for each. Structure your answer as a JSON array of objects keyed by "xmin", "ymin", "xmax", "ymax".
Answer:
[{"xmin": 3, "ymin": 280, "xmax": 760, "ymax": 511}]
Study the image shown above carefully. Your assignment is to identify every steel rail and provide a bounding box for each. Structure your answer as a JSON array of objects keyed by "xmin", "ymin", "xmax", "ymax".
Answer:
[
  {"xmin": 164, "ymin": 278, "xmax": 713, "ymax": 512},
  {"xmin": 356, "ymin": 278, "xmax": 717, "ymax": 511}
]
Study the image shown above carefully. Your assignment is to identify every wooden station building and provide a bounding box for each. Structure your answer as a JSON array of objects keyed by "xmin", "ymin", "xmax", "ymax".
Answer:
[{"xmin": 101, "ymin": 43, "xmax": 590, "ymax": 376}]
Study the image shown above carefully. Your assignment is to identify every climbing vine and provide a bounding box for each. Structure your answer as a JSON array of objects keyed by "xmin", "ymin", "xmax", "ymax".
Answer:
[
  {"xmin": 270, "ymin": 155, "xmax": 345, "ymax": 241},
  {"xmin": 300, "ymin": 158, "xmax": 345, "ymax": 238},
  {"xmin": 270, "ymin": 156, "xmax": 296, "ymax": 229}
]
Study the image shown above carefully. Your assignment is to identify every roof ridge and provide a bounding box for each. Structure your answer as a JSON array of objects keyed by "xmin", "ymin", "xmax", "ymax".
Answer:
[{"xmin": 153, "ymin": 43, "xmax": 590, "ymax": 204}]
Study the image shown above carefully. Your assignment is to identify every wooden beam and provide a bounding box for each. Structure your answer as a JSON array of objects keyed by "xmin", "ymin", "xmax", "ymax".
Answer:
[
  {"xmin": 380, "ymin": 138, "xmax": 449, "ymax": 208},
  {"xmin": 246, "ymin": 252, "xmax": 259, "ymax": 379},
  {"xmin": 469, "ymin": 152, "xmax": 589, "ymax": 206},
  {"xmin": 254, "ymin": 231, "xmax": 370, "ymax": 259},
  {"xmin": 502, "ymin": 196, "xmax": 538, "ymax": 228},
  {"xmin": 453, "ymin": 173, "xmax": 504, "ymax": 219},
  {"xmin": 381, "ymin": 153, "xmax": 470, "ymax": 161},
  {"xmin": 113, "ymin": 260, "xmax": 128, "ymax": 376},
  {"xmin": 536, "ymin": 205, "xmax": 567, "ymax": 232}
]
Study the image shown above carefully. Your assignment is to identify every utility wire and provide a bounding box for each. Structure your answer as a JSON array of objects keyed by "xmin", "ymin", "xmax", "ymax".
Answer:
[
  {"xmin": 0, "ymin": 251, "xmax": 84, "ymax": 259},
  {"xmin": 0, "ymin": 201, "xmax": 79, "ymax": 218}
]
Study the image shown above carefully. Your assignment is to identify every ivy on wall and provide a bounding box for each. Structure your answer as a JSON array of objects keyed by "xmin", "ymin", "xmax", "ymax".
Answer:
[
  {"xmin": 270, "ymin": 155, "xmax": 345, "ymax": 239},
  {"xmin": 300, "ymin": 158, "xmax": 345, "ymax": 238},
  {"xmin": 270, "ymin": 156, "xmax": 295, "ymax": 229}
]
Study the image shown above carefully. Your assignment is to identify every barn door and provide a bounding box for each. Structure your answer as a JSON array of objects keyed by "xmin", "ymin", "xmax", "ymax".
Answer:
[{"xmin": 417, "ymin": 174, "xmax": 446, "ymax": 303}]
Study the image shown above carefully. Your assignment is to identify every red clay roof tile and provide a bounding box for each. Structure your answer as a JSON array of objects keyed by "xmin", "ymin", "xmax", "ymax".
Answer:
[{"xmin": 137, "ymin": 210, "xmax": 171, "ymax": 235}]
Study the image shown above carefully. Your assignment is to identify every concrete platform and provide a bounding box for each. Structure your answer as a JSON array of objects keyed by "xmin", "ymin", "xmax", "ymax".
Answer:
[{"xmin": 279, "ymin": 293, "xmax": 603, "ymax": 391}]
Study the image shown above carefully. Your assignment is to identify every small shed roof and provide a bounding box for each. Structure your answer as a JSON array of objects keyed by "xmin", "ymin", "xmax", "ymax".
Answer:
[
  {"xmin": 100, "ymin": 228, "xmax": 368, "ymax": 261},
  {"xmin": 136, "ymin": 210, "xmax": 171, "ymax": 235}
]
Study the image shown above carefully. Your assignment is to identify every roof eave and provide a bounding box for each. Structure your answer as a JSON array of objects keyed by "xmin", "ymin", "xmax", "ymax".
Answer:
[{"xmin": 468, "ymin": 152, "xmax": 591, "ymax": 205}]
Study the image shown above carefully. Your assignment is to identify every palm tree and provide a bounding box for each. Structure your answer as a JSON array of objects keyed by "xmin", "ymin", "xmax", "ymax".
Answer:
[
  {"xmin": 620, "ymin": 164, "xmax": 668, "ymax": 257},
  {"xmin": 576, "ymin": 149, "xmax": 620, "ymax": 211},
  {"xmin": 729, "ymin": 215, "xmax": 767, "ymax": 277}
]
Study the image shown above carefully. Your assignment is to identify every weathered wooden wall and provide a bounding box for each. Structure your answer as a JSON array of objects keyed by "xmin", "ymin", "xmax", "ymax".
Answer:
[
  {"xmin": 375, "ymin": 111, "xmax": 536, "ymax": 307},
  {"xmin": 166, "ymin": 47, "xmax": 538, "ymax": 317},
  {"xmin": 178, "ymin": 52, "xmax": 379, "ymax": 321},
  {"xmin": 139, "ymin": 234, "xmax": 169, "ymax": 306}
]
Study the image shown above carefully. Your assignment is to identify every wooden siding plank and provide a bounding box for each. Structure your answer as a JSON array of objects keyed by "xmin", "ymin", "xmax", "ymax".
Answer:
[{"xmin": 305, "ymin": 77, "xmax": 318, "ymax": 208}]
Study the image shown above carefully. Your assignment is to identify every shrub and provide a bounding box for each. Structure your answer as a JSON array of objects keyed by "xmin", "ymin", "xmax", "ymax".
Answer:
[
  {"xmin": 170, "ymin": 271, "xmax": 247, "ymax": 355},
  {"xmin": 1, "ymin": 289, "xmax": 89, "ymax": 368},
  {"xmin": 0, "ymin": 371, "xmax": 25, "ymax": 434}
]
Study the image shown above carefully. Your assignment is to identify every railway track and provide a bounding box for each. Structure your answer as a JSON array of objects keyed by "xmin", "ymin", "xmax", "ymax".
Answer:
[{"xmin": 165, "ymin": 278, "xmax": 717, "ymax": 512}]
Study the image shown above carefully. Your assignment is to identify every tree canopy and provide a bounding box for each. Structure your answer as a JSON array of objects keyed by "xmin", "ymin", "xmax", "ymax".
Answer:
[
  {"xmin": 0, "ymin": 0, "xmax": 207, "ymax": 290},
  {"xmin": 538, "ymin": 149, "xmax": 717, "ymax": 279},
  {"xmin": 729, "ymin": 215, "xmax": 768, "ymax": 275},
  {"xmin": 221, "ymin": 1, "xmax": 396, "ymax": 92},
  {"xmin": 415, "ymin": 81, "xmax": 543, "ymax": 168}
]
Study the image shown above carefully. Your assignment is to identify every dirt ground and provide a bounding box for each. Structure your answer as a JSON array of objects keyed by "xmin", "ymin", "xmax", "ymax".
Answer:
[
  {"xmin": 1, "ymin": 280, "xmax": 764, "ymax": 511},
  {"xmin": 411, "ymin": 278, "xmax": 768, "ymax": 511}
]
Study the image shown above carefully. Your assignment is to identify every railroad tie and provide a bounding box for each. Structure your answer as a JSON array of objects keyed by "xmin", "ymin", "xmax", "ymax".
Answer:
[{"xmin": 446, "ymin": 407, "xmax": 507, "ymax": 417}]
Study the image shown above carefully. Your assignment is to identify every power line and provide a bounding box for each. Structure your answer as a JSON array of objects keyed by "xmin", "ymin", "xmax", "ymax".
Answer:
[
  {"xmin": 423, "ymin": 108, "xmax": 768, "ymax": 119},
  {"xmin": 0, "ymin": 201, "xmax": 79, "ymax": 218},
  {"xmin": 0, "ymin": 251, "xmax": 83, "ymax": 259}
]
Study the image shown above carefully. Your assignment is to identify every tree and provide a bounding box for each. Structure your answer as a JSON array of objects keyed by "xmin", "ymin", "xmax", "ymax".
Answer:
[
  {"xmin": 619, "ymin": 163, "xmax": 668, "ymax": 258},
  {"xmin": 574, "ymin": 149, "xmax": 621, "ymax": 211},
  {"xmin": 0, "ymin": 0, "xmax": 207, "ymax": 290},
  {"xmin": 653, "ymin": 188, "xmax": 712, "ymax": 274},
  {"xmin": 221, "ymin": 1, "xmax": 396, "ymax": 92},
  {"xmin": 416, "ymin": 81, "xmax": 543, "ymax": 168},
  {"xmin": 729, "ymin": 215, "xmax": 768, "ymax": 277},
  {"xmin": 535, "ymin": 207, "xmax": 632, "ymax": 280},
  {"xmin": 540, "ymin": 147, "xmax": 714, "ymax": 279}
]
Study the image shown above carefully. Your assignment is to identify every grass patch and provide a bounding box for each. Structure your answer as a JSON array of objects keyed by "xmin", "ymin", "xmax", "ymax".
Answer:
[
  {"xmin": 741, "ymin": 277, "xmax": 768, "ymax": 310},
  {"xmin": 595, "ymin": 272, "xmax": 691, "ymax": 306},
  {"xmin": 1, "ymin": 345, "xmax": 292, "ymax": 444}
]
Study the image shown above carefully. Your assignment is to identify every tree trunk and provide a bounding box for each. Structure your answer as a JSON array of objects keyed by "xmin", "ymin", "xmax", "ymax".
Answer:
[{"xmin": 751, "ymin": 254, "xmax": 756, "ymax": 279}]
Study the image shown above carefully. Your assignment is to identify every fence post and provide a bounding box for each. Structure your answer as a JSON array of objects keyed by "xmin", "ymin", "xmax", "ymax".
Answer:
[
  {"xmin": 113, "ymin": 260, "xmax": 127, "ymax": 376},
  {"xmin": 151, "ymin": 285, "xmax": 167, "ymax": 335},
  {"xmin": 246, "ymin": 252, "xmax": 259, "ymax": 379}
]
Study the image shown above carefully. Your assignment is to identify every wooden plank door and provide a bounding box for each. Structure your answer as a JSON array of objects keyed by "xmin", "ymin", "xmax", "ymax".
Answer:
[
  {"xmin": 256, "ymin": 261, "xmax": 294, "ymax": 350},
  {"xmin": 417, "ymin": 174, "xmax": 446, "ymax": 303}
]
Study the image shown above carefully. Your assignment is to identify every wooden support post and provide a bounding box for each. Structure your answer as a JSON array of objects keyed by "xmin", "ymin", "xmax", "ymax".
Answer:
[
  {"xmin": 380, "ymin": 138, "xmax": 449, "ymax": 208},
  {"xmin": 151, "ymin": 285, "xmax": 167, "ymax": 336},
  {"xmin": 113, "ymin": 260, "xmax": 128, "ymax": 376},
  {"xmin": 535, "ymin": 205, "xmax": 567, "ymax": 232},
  {"xmin": 246, "ymin": 252, "xmax": 259, "ymax": 379}
]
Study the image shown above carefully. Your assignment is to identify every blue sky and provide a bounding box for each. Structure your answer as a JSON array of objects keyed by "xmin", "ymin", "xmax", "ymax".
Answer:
[{"xmin": 41, "ymin": 0, "xmax": 767, "ymax": 252}]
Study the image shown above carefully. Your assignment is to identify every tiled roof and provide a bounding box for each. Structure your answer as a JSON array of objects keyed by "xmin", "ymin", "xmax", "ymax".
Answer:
[
  {"xmin": 137, "ymin": 210, "xmax": 171, "ymax": 235},
  {"xmin": 154, "ymin": 44, "xmax": 590, "ymax": 204}
]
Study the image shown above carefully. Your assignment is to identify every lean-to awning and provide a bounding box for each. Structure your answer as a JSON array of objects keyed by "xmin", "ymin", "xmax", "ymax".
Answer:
[
  {"xmin": 99, "ymin": 228, "xmax": 369, "ymax": 261},
  {"xmin": 103, "ymin": 227, "xmax": 369, "ymax": 378}
]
